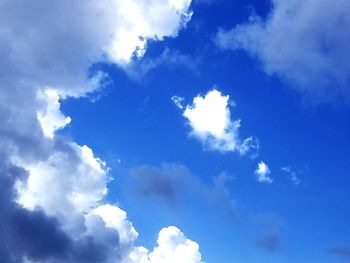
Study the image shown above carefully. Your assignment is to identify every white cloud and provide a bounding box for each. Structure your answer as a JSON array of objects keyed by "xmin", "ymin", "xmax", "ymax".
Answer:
[
  {"xmin": 0, "ymin": 0, "xmax": 203, "ymax": 262},
  {"xmin": 179, "ymin": 89, "xmax": 259, "ymax": 154},
  {"xmin": 37, "ymin": 89, "xmax": 72, "ymax": 138},
  {"xmin": 171, "ymin": 95, "xmax": 185, "ymax": 109},
  {"xmin": 216, "ymin": 0, "xmax": 350, "ymax": 102},
  {"xmin": 125, "ymin": 226, "xmax": 203, "ymax": 263},
  {"xmin": 108, "ymin": 0, "xmax": 193, "ymax": 64},
  {"xmin": 92, "ymin": 204, "xmax": 139, "ymax": 256},
  {"xmin": 149, "ymin": 226, "xmax": 203, "ymax": 263},
  {"xmin": 0, "ymin": 0, "xmax": 193, "ymax": 100},
  {"xmin": 16, "ymin": 143, "xmax": 108, "ymax": 217},
  {"xmin": 255, "ymin": 161, "xmax": 273, "ymax": 184}
]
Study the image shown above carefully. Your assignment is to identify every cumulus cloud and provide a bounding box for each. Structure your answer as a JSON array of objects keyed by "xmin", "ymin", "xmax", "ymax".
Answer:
[
  {"xmin": 216, "ymin": 0, "xmax": 350, "ymax": 102},
  {"xmin": 0, "ymin": 0, "xmax": 203, "ymax": 262},
  {"xmin": 125, "ymin": 226, "xmax": 203, "ymax": 263},
  {"xmin": 175, "ymin": 89, "xmax": 259, "ymax": 155},
  {"xmin": 255, "ymin": 161, "xmax": 273, "ymax": 183},
  {"xmin": 37, "ymin": 90, "xmax": 72, "ymax": 139}
]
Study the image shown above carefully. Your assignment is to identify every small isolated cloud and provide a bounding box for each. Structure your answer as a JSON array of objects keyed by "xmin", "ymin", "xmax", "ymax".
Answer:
[
  {"xmin": 175, "ymin": 89, "xmax": 259, "ymax": 155},
  {"xmin": 281, "ymin": 167, "xmax": 301, "ymax": 185},
  {"xmin": 326, "ymin": 245, "xmax": 350, "ymax": 260},
  {"xmin": 255, "ymin": 161, "xmax": 272, "ymax": 183},
  {"xmin": 171, "ymin": 95, "xmax": 185, "ymax": 110},
  {"xmin": 215, "ymin": 0, "xmax": 350, "ymax": 102}
]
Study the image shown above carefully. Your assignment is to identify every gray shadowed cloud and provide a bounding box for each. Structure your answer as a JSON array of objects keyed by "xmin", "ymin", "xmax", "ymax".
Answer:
[
  {"xmin": 326, "ymin": 245, "xmax": 350, "ymax": 261},
  {"xmin": 256, "ymin": 233, "xmax": 281, "ymax": 252},
  {"xmin": 215, "ymin": 0, "xmax": 350, "ymax": 103},
  {"xmin": 250, "ymin": 212, "xmax": 286, "ymax": 252},
  {"xmin": 0, "ymin": 158, "xmax": 120, "ymax": 263},
  {"xmin": 128, "ymin": 163, "xmax": 237, "ymax": 217},
  {"xmin": 0, "ymin": 0, "xmax": 205, "ymax": 262}
]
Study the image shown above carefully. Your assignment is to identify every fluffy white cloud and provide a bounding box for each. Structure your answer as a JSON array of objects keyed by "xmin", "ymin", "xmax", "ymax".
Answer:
[
  {"xmin": 37, "ymin": 90, "xmax": 72, "ymax": 139},
  {"xmin": 178, "ymin": 89, "xmax": 259, "ymax": 154},
  {"xmin": 0, "ymin": 0, "xmax": 203, "ymax": 262},
  {"xmin": 108, "ymin": 0, "xmax": 192, "ymax": 64},
  {"xmin": 255, "ymin": 161, "xmax": 273, "ymax": 184},
  {"xmin": 124, "ymin": 226, "xmax": 203, "ymax": 263},
  {"xmin": 172, "ymin": 95, "xmax": 185, "ymax": 110},
  {"xmin": 216, "ymin": 0, "xmax": 350, "ymax": 102},
  {"xmin": 149, "ymin": 226, "xmax": 203, "ymax": 263},
  {"xmin": 15, "ymin": 143, "xmax": 108, "ymax": 217}
]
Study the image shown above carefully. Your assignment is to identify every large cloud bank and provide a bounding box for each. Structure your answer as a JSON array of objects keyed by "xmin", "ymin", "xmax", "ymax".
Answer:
[
  {"xmin": 0, "ymin": 0, "xmax": 203, "ymax": 262},
  {"xmin": 216, "ymin": 0, "xmax": 350, "ymax": 102}
]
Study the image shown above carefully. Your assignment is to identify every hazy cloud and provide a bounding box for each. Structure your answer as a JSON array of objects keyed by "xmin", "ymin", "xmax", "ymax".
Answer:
[
  {"xmin": 128, "ymin": 163, "xmax": 237, "ymax": 217},
  {"xmin": 326, "ymin": 245, "xmax": 350, "ymax": 260},
  {"xmin": 216, "ymin": 0, "xmax": 350, "ymax": 103},
  {"xmin": 256, "ymin": 233, "xmax": 281, "ymax": 252}
]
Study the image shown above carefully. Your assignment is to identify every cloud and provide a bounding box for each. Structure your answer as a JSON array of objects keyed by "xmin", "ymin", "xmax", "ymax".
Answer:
[
  {"xmin": 172, "ymin": 95, "xmax": 185, "ymax": 110},
  {"xmin": 281, "ymin": 167, "xmax": 301, "ymax": 185},
  {"xmin": 37, "ymin": 90, "xmax": 72, "ymax": 139},
  {"xmin": 0, "ymin": 0, "xmax": 203, "ymax": 262},
  {"xmin": 251, "ymin": 212, "xmax": 286, "ymax": 252},
  {"xmin": 126, "ymin": 226, "xmax": 203, "ymax": 263},
  {"xmin": 176, "ymin": 89, "xmax": 259, "ymax": 155},
  {"xmin": 122, "ymin": 48, "xmax": 198, "ymax": 79},
  {"xmin": 215, "ymin": 0, "xmax": 350, "ymax": 102},
  {"xmin": 256, "ymin": 233, "xmax": 281, "ymax": 252},
  {"xmin": 255, "ymin": 161, "xmax": 273, "ymax": 183},
  {"xmin": 128, "ymin": 163, "xmax": 237, "ymax": 218},
  {"xmin": 129, "ymin": 163, "xmax": 194, "ymax": 204},
  {"xmin": 326, "ymin": 245, "xmax": 350, "ymax": 260}
]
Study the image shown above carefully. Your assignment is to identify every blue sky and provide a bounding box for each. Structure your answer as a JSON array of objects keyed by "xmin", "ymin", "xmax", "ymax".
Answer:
[{"xmin": 1, "ymin": 0, "xmax": 350, "ymax": 263}]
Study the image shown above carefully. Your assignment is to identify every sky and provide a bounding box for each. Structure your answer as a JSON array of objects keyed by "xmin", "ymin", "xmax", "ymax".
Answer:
[{"xmin": 0, "ymin": 0, "xmax": 350, "ymax": 262}]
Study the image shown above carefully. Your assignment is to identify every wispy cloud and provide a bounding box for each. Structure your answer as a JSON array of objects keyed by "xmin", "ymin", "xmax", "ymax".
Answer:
[
  {"xmin": 281, "ymin": 167, "xmax": 301, "ymax": 185},
  {"xmin": 122, "ymin": 48, "xmax": 199, "ymax": 80}
]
